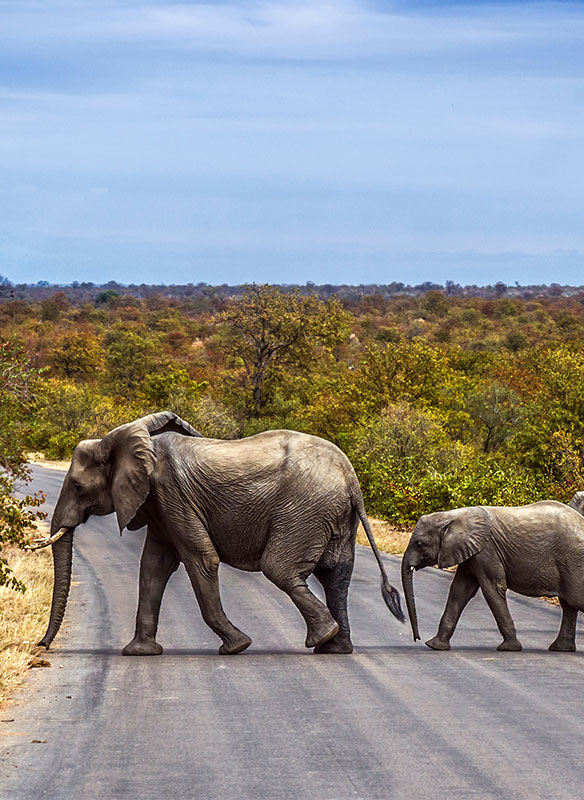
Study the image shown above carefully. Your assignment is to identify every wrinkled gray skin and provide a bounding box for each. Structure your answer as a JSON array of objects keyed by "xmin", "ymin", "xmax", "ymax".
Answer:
[
  {"xmin": 402, "ymin": 502, "xmax": 584, "ymax": 652},
  {"xmin": 40, "ymin": 412, "xmax": 404, "ymax": 656}
]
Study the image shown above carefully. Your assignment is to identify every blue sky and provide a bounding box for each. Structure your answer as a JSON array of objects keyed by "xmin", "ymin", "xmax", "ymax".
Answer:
[{"xmin": 1, "ymin": 0, "xmax": 583, "ymax": 286}]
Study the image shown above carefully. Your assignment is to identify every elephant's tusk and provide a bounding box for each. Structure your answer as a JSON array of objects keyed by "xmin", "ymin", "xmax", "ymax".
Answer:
[
  {"xmin": 410, "ymin": 565, "xmax": 415, "ymax": 572},
  {"xmin": 25, "ymin": 527, "xmax": 70, "ymax": 551}
]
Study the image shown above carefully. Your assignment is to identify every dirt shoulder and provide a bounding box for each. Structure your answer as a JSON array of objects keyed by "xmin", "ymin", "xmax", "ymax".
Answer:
[
  {"xmin": 27, "ymin": 453, "xmax": 70, "ymax": 471},
  {"xmin": 357, "ymin": 518, "xmax": 411, "ymax": 556},
  {"xmin": 0, "ymin": 525, "xmax": 53, "ymax": 708}
]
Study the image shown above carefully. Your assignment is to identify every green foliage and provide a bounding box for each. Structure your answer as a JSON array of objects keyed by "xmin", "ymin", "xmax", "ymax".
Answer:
[
  {"xmin": 421, "ymin": 290, "xmax": 449, "ymax": 318},
  {"xmin": 465, "ymin": 383, "xmax": 522, "ymax": 453},
  {"xmin": 104, "ymin": 326, "xmax": 160, "ymax": 395},
  {"xmin": 49, "ymin": 330, "xmax": 105, "ymax": 380},
  {"xmin": 0, "ymin": 339, "xmax": 45, "ymax": 590},
  {"xmin": 0, "ymin": 476, "xmax": 45, "ymax": 591},
  {"xmin": 95, "ymin": 289, "xmax": 120, "ymax": 305},
  {"xmin": 5, "ymin": 284, "xmax": 584, "ymax": 529},
  {"xmin": 29, "ymin": 378, "xmax": 142, "ymax": 458},
  {"xmin": 220, "ymin": 284, "xmax": 351, "ymax": 417}
]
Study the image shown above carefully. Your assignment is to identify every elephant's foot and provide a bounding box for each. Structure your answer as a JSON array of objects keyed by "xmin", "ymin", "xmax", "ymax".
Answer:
[
  {"xmin": 549, "ymin": 638, "xmax": 576, "ymax": 652},
  {"xmin": 497, "ymin": 638, "xmax": 522, "ymax": 652},
  {"xmin": 305, "ymin": 619, "xmax": 339, "ymax": 649},
  {"xmin": 425, "ymin": 635, "xmax": 451, "ymax": 651},
  {"xmin": 314, "ymin": 632, "xmax": 353, "ymax": 654},
  {"xmin": 122, "ymin": 637, "xmax": 163, "ymax": 656},
  {"xmin": 219, "ymin": 631, "xmax": 252, "ymax": 655}
]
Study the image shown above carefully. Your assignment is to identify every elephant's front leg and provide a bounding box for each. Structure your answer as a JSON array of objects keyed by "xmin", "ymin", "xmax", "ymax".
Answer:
[
  {"xmin": 123, "ymin": 530, "xmax": 179, "ymax": 656},
  {"xmin": 426, "ymin": 565, "xmax": 479, "ymax": 651},
  {"xmin": 183, "ymin": 547, "xmax": 252, "ymax": 655}
]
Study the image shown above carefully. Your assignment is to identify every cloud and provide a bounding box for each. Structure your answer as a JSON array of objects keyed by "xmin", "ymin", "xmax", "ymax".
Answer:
[
  {"xmin": 3, "ymin": 1, "xmax": 584, "ymax": 65},
  {"xmin": 1, "ymin": 0, "xmax": 583, "ymax": 283}
]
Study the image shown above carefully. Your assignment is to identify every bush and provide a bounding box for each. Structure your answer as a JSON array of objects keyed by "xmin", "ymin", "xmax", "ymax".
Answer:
[{"xmin": 0, "ymin": 340, "xmax": 45, "ymax": 589}]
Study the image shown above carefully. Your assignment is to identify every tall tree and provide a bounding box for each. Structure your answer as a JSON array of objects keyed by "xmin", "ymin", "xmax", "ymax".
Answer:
[{"xmin": 221, "ymin": 284, "xmax": 351, "ymax": 417}]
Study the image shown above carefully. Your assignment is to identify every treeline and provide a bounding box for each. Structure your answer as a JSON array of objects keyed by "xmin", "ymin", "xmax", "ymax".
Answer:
[
  {"xmin": 2, "ymin": 275, "xmax": 584, "ymax": 303},
  {"xmin": 3, "ymin": 283, "xmax": 584, "ymax": 531}
]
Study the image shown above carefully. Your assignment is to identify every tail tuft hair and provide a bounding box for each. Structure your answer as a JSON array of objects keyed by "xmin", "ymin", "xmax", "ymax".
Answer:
[{"xmin": 381, "ymin": 577, "xmax": 406, "ymax": 624}]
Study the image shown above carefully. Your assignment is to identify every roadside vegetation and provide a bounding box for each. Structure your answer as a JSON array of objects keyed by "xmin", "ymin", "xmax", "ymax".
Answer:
[{"xmin": 3, "ymin": 282, "xmax": 584, "ymax": 532}]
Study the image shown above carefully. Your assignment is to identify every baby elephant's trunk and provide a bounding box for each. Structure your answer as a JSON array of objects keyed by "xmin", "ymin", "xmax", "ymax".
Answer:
[{"xmin": 401, "ymin": 554, "xmax": 421, "ymax": 641}]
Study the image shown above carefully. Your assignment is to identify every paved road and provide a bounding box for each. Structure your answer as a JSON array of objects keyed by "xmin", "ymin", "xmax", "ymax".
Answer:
[{"xmin": 2, "ymin": 465, "xmax": 584, "ymax": 799}]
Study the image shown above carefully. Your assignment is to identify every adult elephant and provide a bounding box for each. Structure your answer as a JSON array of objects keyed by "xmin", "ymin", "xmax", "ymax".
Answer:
[
  {"xmin": 33, "ymin": 412, "xmax": 404, "ymax": 656},
  {"xmin": 401, "ymin": 501, "xmax": 584, "ymax": 652}
]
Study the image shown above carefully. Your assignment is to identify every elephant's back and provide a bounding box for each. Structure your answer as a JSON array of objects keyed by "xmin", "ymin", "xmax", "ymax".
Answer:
[
  {"xmin": 173, "ymin": 429, "xmax": 356, "ymax": 487},
  {"xmin": 501, "ymin": 501, "xmax": 584, "ymax": 597}
]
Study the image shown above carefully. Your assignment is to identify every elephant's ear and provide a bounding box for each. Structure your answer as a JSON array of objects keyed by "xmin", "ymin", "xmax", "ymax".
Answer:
[
  {"xmin": 99, "ymin": 412, "xmax": 201, "ymax": 532},
  {"xmin": 568, "ymin": 492, "xmax": 584, "ymax": 515},
  {"xmin": 98, "ymin": 420, "xmax": 156, "ymax": 532},
  {"xmin": 137, "ymin": 411, "xmax": 202, "ymax": 438},
  {"xmin": 438, "ymin": 507, "xmax": 491, "ymax": 569}
]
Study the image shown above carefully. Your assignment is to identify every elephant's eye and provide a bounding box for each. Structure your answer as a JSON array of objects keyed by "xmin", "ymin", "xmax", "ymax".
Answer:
[
  {"xmin": 73, "ymin": 481, "xmax": 81, "ymax": 492},
  {"xmin": 416, "ymin": 540, "xmax": 423, "ymax": 549}
]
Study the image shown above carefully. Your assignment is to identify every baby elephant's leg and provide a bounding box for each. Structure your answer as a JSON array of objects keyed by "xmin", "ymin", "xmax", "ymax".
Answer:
[
  {"xmin": 426, "ymin": 566, "xmax": 479, "ymax": 651},
  {"xmin": 480, "ymin": 579, "xmax": 522, "ymax": 651}
]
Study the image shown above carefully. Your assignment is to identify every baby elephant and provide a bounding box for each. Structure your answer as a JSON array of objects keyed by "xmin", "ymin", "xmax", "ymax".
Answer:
[{"xmin": 402, "ymin": 501, "xmax": 584, "ymax": 652}]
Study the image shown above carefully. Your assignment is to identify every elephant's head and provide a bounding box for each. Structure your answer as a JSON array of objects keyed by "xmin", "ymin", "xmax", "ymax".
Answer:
[
  {"xmin": 36, "ymin": 411, "xmax": 201, "ymax": 649},
  {"xmin": 401, "ymin": 506, "xmax": 490, "ymax": 641}
]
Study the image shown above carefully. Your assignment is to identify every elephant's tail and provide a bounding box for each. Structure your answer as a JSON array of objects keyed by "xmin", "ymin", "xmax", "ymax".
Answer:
[{"xmin": 353, "ymin": 492, "xmax": 406, "ymax": 624}]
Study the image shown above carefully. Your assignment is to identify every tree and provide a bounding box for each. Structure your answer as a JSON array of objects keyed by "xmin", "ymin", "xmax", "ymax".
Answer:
[
  {"xmin": 221, "ymin": 285, "xmax": 351, "ymax": 417},
  {"xmin": 0, "ymin": 339, "xmax": 45, "ymax": 590},
  {"xmin": 49, "ymin": 330, "xmax": 105, "ymax": 380},
  {"xmin": 0, "ymin": 275, "xmax": 14, "ymax": 299},
  {"xmin": 104, "ymin": 326, "xmax": 159, "ymax": 395},
  {"xmin": 40, "ymin": 292, "xmax": 70, "ymax": 321},
  {"xmin": 421, "ymin": 290, "xmax": 449, "ymax": 318},
  {"xmin": 465, "ymin": 383, "xmax": 522, "ymax": 453}
]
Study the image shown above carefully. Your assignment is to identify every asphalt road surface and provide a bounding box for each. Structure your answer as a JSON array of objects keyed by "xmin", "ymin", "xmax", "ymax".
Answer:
[{"xmin": 2, "ymin": 465, "xmax": 584, "ymax": 799}]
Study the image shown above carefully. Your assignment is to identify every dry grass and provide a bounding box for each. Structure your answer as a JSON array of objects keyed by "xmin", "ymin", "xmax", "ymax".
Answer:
[
  {"xmin": 0, "ymin": 526, "xmax": 53, "ymax": 708},
  {"xmin": 358, "ymin": 518, "xmax": 411, "ymax": 556}
]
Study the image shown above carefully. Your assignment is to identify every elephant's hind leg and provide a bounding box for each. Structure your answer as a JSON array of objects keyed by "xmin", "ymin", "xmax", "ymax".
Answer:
[
  {"xmin": 182, "ymin": 545, "xmax": 252, "ymax": 656},
  {"xmin": 261, "ymin": 537, "xmax": 338, "ymax": 649},
  {"xmin": 313, "ymin": 542, "xmax": 355, "ymax": 654},
  {"xmin": 549, "ymin": 599, "xmax": 578, "ymax": 652},
  {"xmin": 123, "ymin": 529, "xmax": 179, "ymax": 656}
]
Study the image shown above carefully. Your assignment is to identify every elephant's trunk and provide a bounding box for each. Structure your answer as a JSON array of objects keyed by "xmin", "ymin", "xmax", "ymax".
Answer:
[
  {"xmin": 401, "ymin": 554, "xmax": 421, "ymax": 642},
  {"xmin": 37, "ymin": 528, "xmax": 74, "ymax": 650}
]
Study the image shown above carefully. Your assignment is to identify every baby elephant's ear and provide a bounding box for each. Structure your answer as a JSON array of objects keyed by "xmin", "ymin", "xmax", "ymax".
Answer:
[{"xmin": 438, "ymin": 507, "xmax": 491, "ymax": 569}]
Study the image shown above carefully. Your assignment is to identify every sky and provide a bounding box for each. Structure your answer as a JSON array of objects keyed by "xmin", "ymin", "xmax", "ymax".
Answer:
[{"xmin": 1, "ymin": 0, "xmax": 584, "ymax": 287}]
